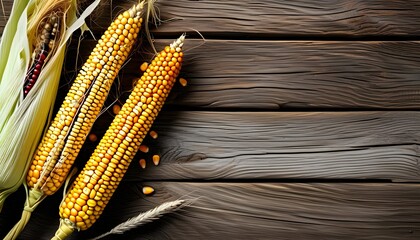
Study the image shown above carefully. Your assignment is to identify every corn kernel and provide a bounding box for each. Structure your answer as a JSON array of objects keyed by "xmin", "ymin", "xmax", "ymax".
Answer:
[
  {"xmin": 139, "ymin": 159, "xmax": 146, "ymax": 169},
  {"xmin": 142, "ymin": 186, "xmax": 154, "ymax": 195},
  {"xmin": 88, "ymin": 133, "xmax": 97, "ymax": 142},
  {"xmin": 152, "ymin": 155, "xmax": 160, "ymax": 166},
  {"xmin": 179, "ymin": 78, "xmax": 188, "ymax": 87},
  {"xmin": 139, "ymin": 145, "xmax": 149, "ymax": 153},
  {"xmin": 140, "ymin": 62, "xmax": 148, "ymax": 72},
  {"xmin": 112, "ymin": 104, "xmax": 121, "ymax": 114}
]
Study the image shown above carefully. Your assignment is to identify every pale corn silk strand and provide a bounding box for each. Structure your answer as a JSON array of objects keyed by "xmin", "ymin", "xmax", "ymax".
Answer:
[
  {"xmin": 1, "ymin": 0, "xmax": 104, "ymax": 239},
  {"xmin": 4, "ymin": 1, "xmax": 146, "ymax": 240}
]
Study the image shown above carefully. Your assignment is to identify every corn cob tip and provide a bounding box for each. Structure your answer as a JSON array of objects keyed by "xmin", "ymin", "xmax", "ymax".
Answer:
[
  {"xmin": 129, "ymin": 1, "xmax": 145, "ymax": 18},
  {"xmin": 170, "ymin": 34, "xmax": 186, "ymax": 49}
]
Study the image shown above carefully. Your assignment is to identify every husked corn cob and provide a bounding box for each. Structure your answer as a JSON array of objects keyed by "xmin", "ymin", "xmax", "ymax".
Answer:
[
  {"xmin": 27, "ymin": 2, "xmax": 144, "ymax": 196},
  {"xmin": 53, "ymin": 35, "xmax": 185, "ymax": 239},
  {"xmin": 4, "ymin": 3, "xmax": 145, "ymax": 240}
]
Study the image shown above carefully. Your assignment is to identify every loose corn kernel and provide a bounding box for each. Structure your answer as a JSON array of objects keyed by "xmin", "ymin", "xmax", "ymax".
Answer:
[
  {"xmin": 140, "ymin": 62, "xmax": 148, "ymax": 72},
  {"xmin": 139, "ymin": 159, "xmax": 146, "ymax": 169},
  {"xmin": 179, "ymin": 77, "xmax": 188, "ymax": 87},
  {"xmin": 57, "ymin": 34, "xmax": 185, "ymax": 233},
  {"xmin": 149, "ymin": 130, "xmax": 158, "ymax": 139},
  {"xmin": 88, "ymin": 133, "xmax": 98, "ymax": 142},
  {"xmin": 112, "ymin": 104, "xmax": 121, "ymax": 114},
  {"xmin": 152, "ymin": 155, "xmax": 160, "ymax": 166},
  {"xmin": 139, "ymin": 145, "xmax": 149, "ymax": 153},
  {"xmin": 142, "ymin": 186, "xmax": 154, "ymax": 195}
]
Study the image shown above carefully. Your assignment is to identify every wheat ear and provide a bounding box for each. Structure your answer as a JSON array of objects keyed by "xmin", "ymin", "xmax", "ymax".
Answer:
[{"xmin": 90, "ymin": 199, "xmax": 186, "ymax": 240}]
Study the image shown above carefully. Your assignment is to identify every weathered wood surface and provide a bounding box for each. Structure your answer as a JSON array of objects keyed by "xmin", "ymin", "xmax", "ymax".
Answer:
[
  {"xmin": 1, "ymin": 0, "xmax": 420, "ymax": 239},
  {"xmin": 0, "ymin": 1, "xmax": 12, "ymax": 35},
  {"xmin": 1, "ymin": 183, "xmax": 419, "ymax": 240},
  {"xmin": 87, "ymin": 0, "xmax": 420, "ymax": 37},
  {"xmin": 71, "ymin": 40, "xmax": 420, "ymax": 109},
  {"xmin": 116, "ymin": 111, "xmax": 420, "ymax": 182},
  {"xmin": 4, "ymin": 0, "xmax": 420, "ymax": 38}
]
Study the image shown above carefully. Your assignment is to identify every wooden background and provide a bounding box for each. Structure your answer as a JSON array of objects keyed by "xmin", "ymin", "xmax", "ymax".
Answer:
[{"xmin": 1, "ymin": 0, "xmax": 420, "ymax": 239}]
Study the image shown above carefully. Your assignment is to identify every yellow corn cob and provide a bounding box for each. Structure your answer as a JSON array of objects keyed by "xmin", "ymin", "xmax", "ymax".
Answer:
[
  {"xmin": 52, "ymin": 34, "xmax": 185, "ymax": 239},
  {"xmin": 26, "ymin": 3, "xmax": 144, "ymax": 195},
  {"xmin": 4, "ymin": 3, "xmax": 145, "ymax": 240}
]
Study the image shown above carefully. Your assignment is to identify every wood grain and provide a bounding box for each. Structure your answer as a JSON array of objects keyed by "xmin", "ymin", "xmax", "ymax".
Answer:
[
  {"xmin": 4, "ymin": 182, "xmax": 419, "ymax": 240},
  {"xmin": 69, "ymin": 40, "xmax": 420, "ymax": 109},
  {"xmin": 85, "ymin": 0, "xmax": 420, "ymax": 37},
  {"xmin": 0, "ymin": 1, "xmax": 419, "ymax": 240},
  {"xmin": 0, "ymin": 0, "xmax": 12, "ymax": 36},
  {"xmin": 110, "ymin": 111, "xmax": 420, "ymax": 182}
]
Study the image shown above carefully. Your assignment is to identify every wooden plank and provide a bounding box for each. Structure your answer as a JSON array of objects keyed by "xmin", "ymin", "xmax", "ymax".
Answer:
[
  {"xmin": 0, "ymin": 1, "xmax": 12, "ymax": 36},
  {"xmin": 84, "ymin": 0, "xmax": 420, "ymax": 37},
  {"xmin": 69, "ymin": 40, "xmax": 420, "ymax": 109},
  {"xmin": 3, "ymin": 0, "xmax": 420, "ymax": 37},
  {"xmin": 111, "ymin": 111, "xmax": 420, "ymax": 182},
  {"xmin": 4, "ymin": 182, "xmax": 420, "ymax": 239},
  {"xmin": 10, "ymin": 0, "xmax": 419, "ymax": 39}
]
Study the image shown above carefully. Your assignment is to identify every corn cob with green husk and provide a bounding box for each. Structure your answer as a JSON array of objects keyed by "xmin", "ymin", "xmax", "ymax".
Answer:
[
  {"xmin": 0, "ymin": 0, "xmax": 102, "ymax": 213},
  {"xmin": 52, "ymin": 34, "xmax": 185, "ymax": 240},
  {"xmin": 4, "ymin": 2, "xmax": 145, "ymax": 239}
]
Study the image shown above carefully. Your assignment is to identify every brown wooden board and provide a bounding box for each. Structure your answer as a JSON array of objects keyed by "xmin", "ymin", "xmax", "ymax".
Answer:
[
  {"xmin": 0, "ymin": 1, "xmax": 12, "ymax": 36},
  {"xmin": 0, "ymin": 1, "xmax": 419, "ymax": 240},
  {"xmin": 4, "ymin": 0, "xmax": 420, "ymax": 38},
  {"xmin": 68, "ymin": 40, "xmax": 420, "ymax": 110},
  {"xmin": 101, "ymin": 111, "xmax": 420, "ymax": 182},
  {"xmin": 85, "ymin": 0, "xmax": 420, "ymax": 38},
  {"xmin": 2, "ymin": 182, "xmax": 418, "ymax": 240}
]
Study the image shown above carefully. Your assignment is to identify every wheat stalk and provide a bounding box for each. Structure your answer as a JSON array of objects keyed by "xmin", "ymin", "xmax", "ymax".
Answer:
[{"xmin": 90, "ymin": 199, "xmax": 186, "ymax": 240}]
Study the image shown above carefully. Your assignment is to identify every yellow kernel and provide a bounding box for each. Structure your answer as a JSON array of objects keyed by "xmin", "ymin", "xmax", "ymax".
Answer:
[
  {"xmin": 142, "ymin": 186, "xmax": 154, "ymax": 195},
  {"xmin": 152, "ymin": 155, "xmax": 160, "ymax": 166},
  {"xmin": 76, "ymin": 198, "xmax": 86, "ymax": 207},
  {"xmin": 63, "ymin": 208, "xmax": 71, "ymax": 217},
  {"xmin": 179, "ymin": 78, "xmax": 188, "ymax": 87},
  {"xmin": 70, "ymin": 208, "xmax": 78, "ymax": 216},
  {"xmin": 140, "ymin": 62, "xmax": 148, "ymax": 72},
  {"xmin": 89, "ymin": 189, "xmax": 97, "ymax": 198},
  {"xmin": 87, "ymin": 199, "xmax": 97, "ymax": 207},
  {"xmin": 139, "ymin": 159, "xmax": 146, "ymax": 169},
  {"xmin": 123, "ymin": 11, "xmax": 130, "ymax": 19}
]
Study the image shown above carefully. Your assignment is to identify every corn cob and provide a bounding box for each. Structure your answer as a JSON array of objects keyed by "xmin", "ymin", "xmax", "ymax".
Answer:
[
  {"xmin": 4, "ymin": 3, "xmax": 145, "ymax": 239},
  {"xmin": 0, "ymin": 0, "xmax": 73, "ymax": 213},
  {"xmin": 27, "ymin": 1, "xmax": 143, "ymax": 197},
  {"xmin": 53, "ymin": 34, "xmax": 185, "ymax": 239}
]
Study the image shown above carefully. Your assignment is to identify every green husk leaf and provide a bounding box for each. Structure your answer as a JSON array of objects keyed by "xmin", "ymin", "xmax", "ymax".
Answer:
[
  {"xmin": 0, "ymin": 0, "xmax": 102, "ymax": 212},
  {"xmin": 0, "ymin": 0, "xmax": 30, "ymax": 83}
]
